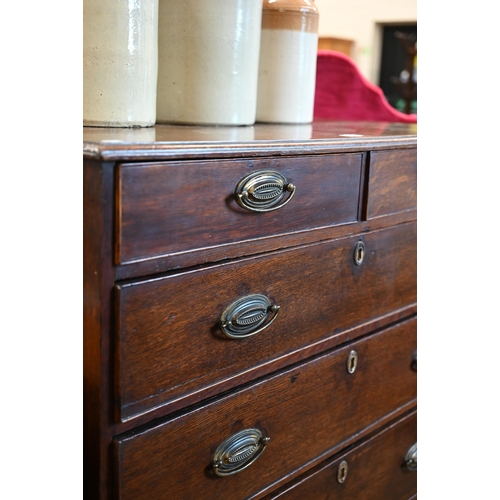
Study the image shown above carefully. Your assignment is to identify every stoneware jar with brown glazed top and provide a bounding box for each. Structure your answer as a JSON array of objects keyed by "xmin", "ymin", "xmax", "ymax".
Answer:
[
  {"xmin": 156, "ymin": 0, "xmax": 262, "ymax": 126},
  {"xmin": 256, "ymin": 0, "xmax": 319, "ymax": 124},
  {"xmin": 83, "ymin": 0, "xmax": 159, "ymax": 127}
]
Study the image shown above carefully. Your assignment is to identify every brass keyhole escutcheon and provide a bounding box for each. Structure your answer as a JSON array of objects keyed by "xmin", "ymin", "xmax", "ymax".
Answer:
[
  {"xmin": 347, "ymin": 350, "xmax": 358, "ymax": 374},
  {"xmin": 354, "ymin": 241, "xmax": 365, "ymax": 266},
  {"xmin": 337, "ymin": 460, "xmax": 348, "ymax": 483}
]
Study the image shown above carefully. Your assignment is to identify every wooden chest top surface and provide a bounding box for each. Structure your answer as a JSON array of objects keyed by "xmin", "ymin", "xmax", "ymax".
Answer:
[{"xmin": 83, "ymin": 121, "xmax": 417, "ymax": 160}]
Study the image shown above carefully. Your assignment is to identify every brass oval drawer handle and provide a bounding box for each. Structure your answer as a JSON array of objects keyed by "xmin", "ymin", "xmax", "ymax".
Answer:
[
  {"xmin": 220, "ymin": 294, "xmax": 280, "ymax": 339},
  {"xmin": 404, "ymin": 442, "xmax": 417, "ymax": 471},
  {"xmin": 234, "ymin": 170, "xmax": 296, "ymax": 212},
  {"xmin": 212, "ymin": 429, "xmax": 270, "ymax": 476}
]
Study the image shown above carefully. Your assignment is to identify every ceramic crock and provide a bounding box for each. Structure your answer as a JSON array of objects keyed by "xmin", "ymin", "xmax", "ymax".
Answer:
[
  {"xmin": 156, "ymin": 0, "xmax": 262, "ymax": 125},
  {"xmin": 83, "ymin": 0, "xmax": 159, "ymax": 127},
  {"xmin": 256, "ymin": 0, "xmax": 319, "ymax": 124}
]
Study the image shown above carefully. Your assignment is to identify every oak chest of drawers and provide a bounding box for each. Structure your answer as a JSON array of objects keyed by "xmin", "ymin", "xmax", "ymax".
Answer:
[{"xmin": 84, "ymin": 121, "xmax": 417, "ymax": 499}]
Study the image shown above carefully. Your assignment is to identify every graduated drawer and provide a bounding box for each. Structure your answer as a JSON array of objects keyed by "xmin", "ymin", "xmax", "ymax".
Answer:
[
  {"xmin": 116, "ymin": 154, "xmax": 362, "ymax": 265},
  {"xmin": 114, "ymin": 318, "xmax": 417, "ymax": 500},
  {"xmin": 115, "ymin": 222, "xmax": 416, "ymax": 421},
  {"xmin": 366, "ymin": 148, "xmax": 417, "ymax": 220},
  {"xmin": 265, "ymin": 410, "xmax": 417, "ymax": 499}
]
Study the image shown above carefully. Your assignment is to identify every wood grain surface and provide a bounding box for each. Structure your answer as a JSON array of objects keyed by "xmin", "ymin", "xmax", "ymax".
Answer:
[
  {"xmin": 83, "ymin": 122, "xmax": 417, "ymax": 500},
  {"xmin": 116, "ymin": 222, "xmax": 416, "ymax": 421},
  {"xmin": 83, "ymin": 121, "xmax": 417, "ymax": 162},
  {"xmin": 116, "ymin": 153, "xmax": 362, "ymax": 264},
  {"xmin": 83, "ymin": 160, "xmax": 115, "ymax": 499},
  {"xmin": 114, "ymin": 209, "xmax": 416, "ymax": 281},
  {"xmin": 366, "ymin": 149, "xmax": 417, "ymax": 219},
  {"xmin": 114, "ymin": 317, "xmax": 417, "ymax": 500},
  {"xmin": 265, "ymin": 409, "xmax": 417, "ymax": 499}
]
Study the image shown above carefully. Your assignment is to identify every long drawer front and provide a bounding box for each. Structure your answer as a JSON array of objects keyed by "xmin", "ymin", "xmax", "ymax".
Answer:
[
  {"xmin": 116, "ymin": 222, "xmax": 416, "ymax": 421},
  {"xmin": 116, "ymin": 153, "xmax": 362, "ymax": 264},
  {"xmin": 266, "ymin": 410, "xmax": 417, "ymax": 499},
  {"xmin": 114, "ymin": 317, "xmax": 417, "ymax": 500}
]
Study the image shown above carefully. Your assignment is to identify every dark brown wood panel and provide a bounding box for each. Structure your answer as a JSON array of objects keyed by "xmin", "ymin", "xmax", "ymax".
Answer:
[
  {"xmin": 366, "ymin": 149, "xmax": 416, "ymax": 220},
  {"xmin": 115, "ymin": 318, "xmax": 417, "ymax": 500},
  {"xmin": 116, "ymin": 153, "xmax": 362, "ymax": 264},
  {"xmin": 114, "ymin": 209, "xmax": 417, "ymax": 281},
  {"xmin": 265, "ymin": 410, "xmax": 417, "ymax": 499},
  {"xmin": 83, "ymin": 160, "xmax": 115, "ymax": 500},
  {"xmin": 116, "ymin": 222, "xmax": 416, "ymax": 421},
  {"xmin": 83, "ymin": 121, "xmax": 417, "ymax": 162}
]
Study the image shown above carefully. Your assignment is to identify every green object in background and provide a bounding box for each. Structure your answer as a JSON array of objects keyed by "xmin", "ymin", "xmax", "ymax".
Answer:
[{"xmin": 395, "ymin": 98, "xmax": 417, "ymax": 113}]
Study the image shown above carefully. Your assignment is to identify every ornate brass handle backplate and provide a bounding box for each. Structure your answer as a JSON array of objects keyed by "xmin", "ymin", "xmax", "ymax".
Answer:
[
  {"xmin": 212, "ymin": 428, "xmax": 270, "ymax": 476},
  {"xmin": 234, "ymin": 170, "xmax": 296, "ymax": 212},
  {"xmin": 220, "ymin": 294, "xmax": 280, "ymax": 339}
]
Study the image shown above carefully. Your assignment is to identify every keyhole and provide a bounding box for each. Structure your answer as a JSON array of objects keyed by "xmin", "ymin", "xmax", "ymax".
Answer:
[
  {"xmin": 337, "ymin": 460, "xmax": 348, "ymax": 483},
  {"xmin": 357, "ymin": 246, "xmax": 364, "ymax": 261},
  {"xmin": 347, "ymin": 350, "xmax": 358, "ymax": 374},
  {"xmin": 354, "ymin": 241, "xmax": 365, "ymax": 265}
]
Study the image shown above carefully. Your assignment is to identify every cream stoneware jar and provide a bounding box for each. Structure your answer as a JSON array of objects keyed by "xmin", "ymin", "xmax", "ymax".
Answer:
[
  {"xmin": 257, "ymin": 0, "xmax": 319, "ymax": 124},
  {"xmin": 157, "ymin": 0, "xmax": 262, "ymax": 125},
  {"xmin": 83, "ymin": 0, "xmax": 159, "ymax": 127}
]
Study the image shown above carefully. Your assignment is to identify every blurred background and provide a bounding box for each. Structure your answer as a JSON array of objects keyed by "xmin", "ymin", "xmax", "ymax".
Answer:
[{"xmin": 314, "ymin": 0, "xmax": 417, "ymax": 114}]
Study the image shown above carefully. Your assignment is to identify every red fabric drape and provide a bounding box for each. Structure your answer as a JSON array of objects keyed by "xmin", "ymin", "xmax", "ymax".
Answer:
[{"xmin": 314, "ymin": 50, "xmax": 417, "ymax": 123}]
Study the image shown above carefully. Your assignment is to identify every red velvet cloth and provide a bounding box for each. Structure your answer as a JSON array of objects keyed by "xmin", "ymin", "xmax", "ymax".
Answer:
[{"xmin": 314, "ymin": 50, "xmax": 417, "ymax": 123}]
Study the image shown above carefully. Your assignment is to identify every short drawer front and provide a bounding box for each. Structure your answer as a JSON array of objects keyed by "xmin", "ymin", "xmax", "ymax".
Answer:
[
  {"xmin": 266, "ymin": 410, "xmax": 417, "ymax": 499},
  {"xmin": 115, "ymin": 318, "xmax": 417, "ymax": 500},
  {"xmin": 366, "ymin": 149, "xmax": 417, "ymax": 219},
  {"xmin": 116, "ymin": 154, "xmax": 362, "ymax": 264},
  {"xmin": 116, "ymin": 222, "xmax": 416, "ymax": 420}
]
